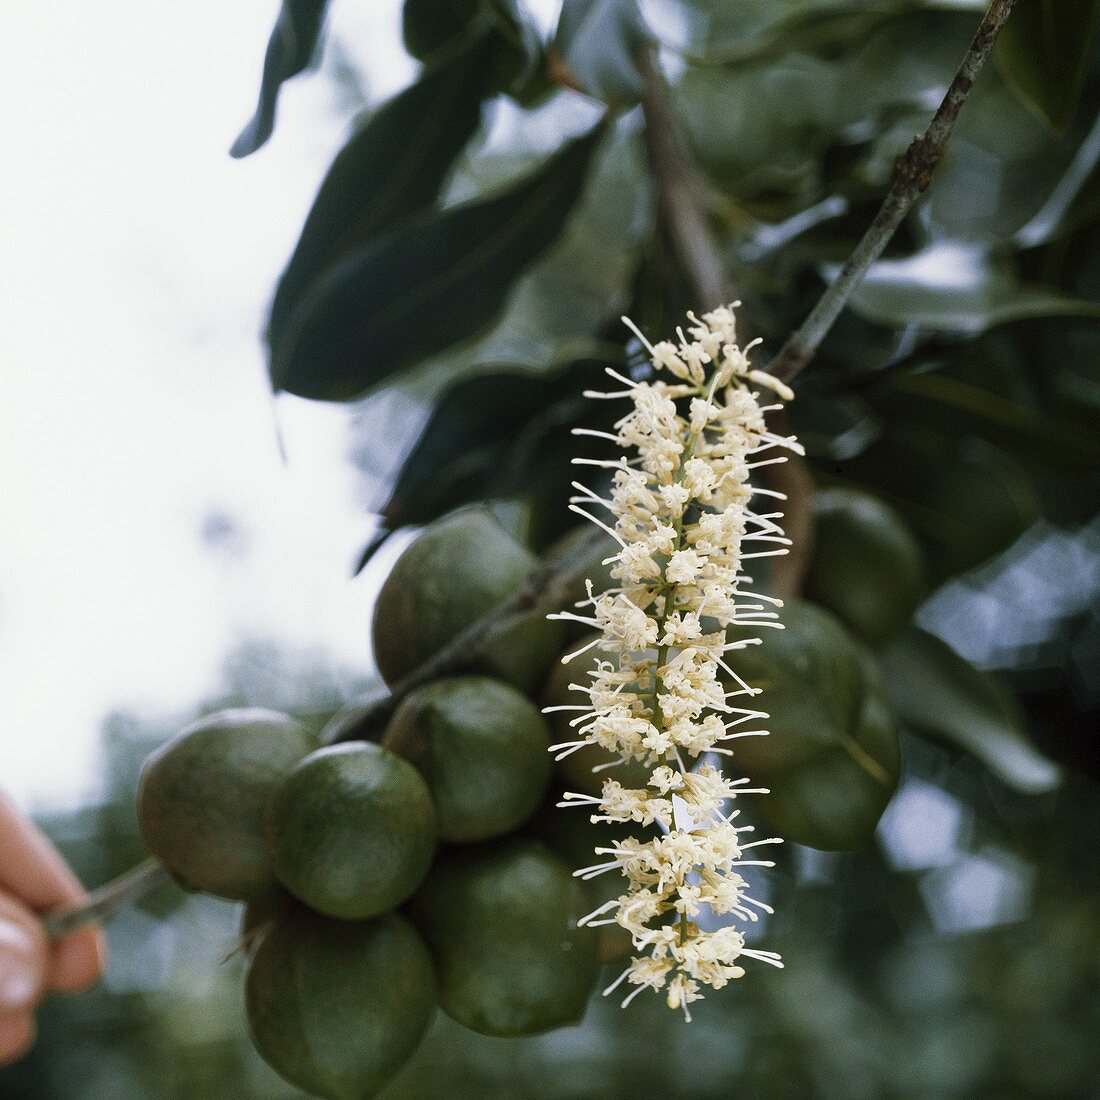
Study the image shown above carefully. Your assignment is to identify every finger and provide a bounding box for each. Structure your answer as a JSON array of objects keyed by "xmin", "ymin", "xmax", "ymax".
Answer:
[
  {"xmin": 0, "ymin": 895, "xmax": 48, "ymax": 1013},
  {"xmin": 0, "ymin": 792, "xmax": 106, "ymax": 991},
  {"xmin": 0, "ymin": 1013, "xmax": 35, "ymax": 1066},
  {"xmin": 0, "ymin": 792, "xmax": 86, "ymax": 909},
  {"xmin": 48, "ymin": 926, "xmax": 107, "ymax": 994}
]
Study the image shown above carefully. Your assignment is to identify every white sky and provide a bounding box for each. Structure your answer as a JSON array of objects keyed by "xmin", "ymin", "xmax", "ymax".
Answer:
[{"xmin": 0, "ymin": 1, "xmax": 419, "ymax": 807}]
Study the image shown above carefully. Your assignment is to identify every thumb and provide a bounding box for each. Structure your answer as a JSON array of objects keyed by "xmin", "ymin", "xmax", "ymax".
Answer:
[{"xmin": 0, "ymin": 893, "xmax": 48, "ymax": 1014}]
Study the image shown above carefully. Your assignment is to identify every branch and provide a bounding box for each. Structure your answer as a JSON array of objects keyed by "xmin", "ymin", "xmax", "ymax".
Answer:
[
  {"xmin": 42, "ymin": 858, "xmax": 172, "ymax": 940},
  {"xmin": 767, "ymin": 0, "xmax": 1017, "ymax": 384},
  {"xmin": 637, "ymin": 48, "xmax": 727, "ymax": 309},
  {"xmin": 326, "ymin": 526, "xmax": 607, "ymax": 744}
]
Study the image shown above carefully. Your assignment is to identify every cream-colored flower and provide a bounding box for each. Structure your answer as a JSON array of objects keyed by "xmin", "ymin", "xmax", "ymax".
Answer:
[{"xmin": 547, "ymin": 303, "xmax": 802, "ymax": 1018}]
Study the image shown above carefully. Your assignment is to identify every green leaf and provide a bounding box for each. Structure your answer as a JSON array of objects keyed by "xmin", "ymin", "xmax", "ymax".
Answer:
[
  {"xmin": 731, "ymin": 601, "xmax": 902, "ymax": 851},
  {"xmin": 804, "ymin": 489, "xmax": 925, "ymax": 647},
  {"xmin": 433, "ymin": 123, "xmax": 651, "ymax": 370},
  {"xmin": 996, "ymin": 0, "xmax": 1100, "ymax": 132},
  {"xmin": 366, "ymin": 357, "xmax": 615, "ymax": 540},
  {"xmin": 403, "ymin": 0, "xmax": 541, "ymax": 93},
  {"xmin": 879, "ymin": 627, "xmax": 1061, "ymax": 793},
  {"xmin": 886, "ymin": 368, "xmax": 1100, "ymax": 471},
  {"xmin": 403, "ymin": 0, "xmax": 479, "ymax": 59},
  {"xmin": 268, "ymin": 34, "xmax": 494, "ymax": 350},
  {"xmin": 270, "ymin": 125, "xmax": 605, "ymax": 401},
  {"xmin": 826, "ymin": 427, "xmax": 1040, "ymax": 581},
  {"xmin": 843, "ymin": 243, "xmax": 1100, "ymax": 335},
  {"xmin": 674, "ymin": 54, "xmax": 839, "ymax": 198},
  {"xmin": 673, "ymin": 0, "xmax": 985, "ymax": 65},
  {"xmin": 231, "ymin": 0, "xmax": 328, "ymax": 158},
  {"xmin": 555, "ymin": 0, "xmax": 649, "ymax": 104}
]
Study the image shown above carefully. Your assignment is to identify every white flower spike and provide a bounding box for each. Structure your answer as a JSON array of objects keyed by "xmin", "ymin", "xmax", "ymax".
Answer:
[{"xmin": 547, "ymin": 304, "xmax": 803, "ymax": 1019}]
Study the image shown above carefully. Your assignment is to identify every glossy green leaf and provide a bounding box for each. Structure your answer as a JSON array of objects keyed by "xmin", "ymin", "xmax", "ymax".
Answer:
[
  {"xmin": 886, "ymin": 368, "xmax": 1100, "ymax": 471},
  {"xmin": 403, "ymin": 0, "xmax": 479, "ymax": 59},
  {"xmin": 731, "ymin": 601, "xmax": 902, "ymax": 851},
  {"xmin": 268, "ymin": 34, "xmax": 494, "ymax": 350},
  {"xmin": 674, "ymin": 54, "xmax": 839, "ymax": 198},
  {"xmin": 826, "ymin": 426, "xmax": 1040, "ymax": 581},
  {"xmin": 351, "ymin": 358, "xmax": 617, "ymax": 571},
  {"xmin": 843, "ymin": 243, "xmax": 1100, "ymax": 335},
  {"xmin": 270, "ymin": 125, "xmax": 605, "ymax": 401},
  {"xmin": 804, "ymin": 489, "xmax": 925, "ymax": 647},
  {"xmin": 555, "ymin": 0, "xmax": 649, "ymax": 104},
  {"xmin": 435, "ymin": 123, "xmax": 651, "ymax": 369},
  {"xmin": 996, "ymin": 0, "xmax": 1100, "ymax": 132},
  {"xmin": 880, "ymin": 627, "xmax": 1061, "ymax": 793},
  {"xmin": 403, "ymin": 0, "xmax": 541, "ymax": 93},
  {"xmin": 231, "ymin": 0, "xmax": 328, "ymax": 158},
  {"xmin": 672, "ymin": 0, "xmax": 984, "ymax": 64}
]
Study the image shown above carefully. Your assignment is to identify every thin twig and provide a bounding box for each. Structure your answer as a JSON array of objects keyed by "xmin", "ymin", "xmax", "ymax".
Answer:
[
  {"xmin": 767, "ymin": 0, "xmax": 1017, "ymax": 384},
  {"xmin": 327, "ymin": 526, "xmax": 606, "ymax": 743},
  {"xmin": 42, "ymin": 858, "xmax": 173, "ymax": 940},
  {"xmin": 637, "ymin": 48, "xmax": 727, "ymax": 309}
]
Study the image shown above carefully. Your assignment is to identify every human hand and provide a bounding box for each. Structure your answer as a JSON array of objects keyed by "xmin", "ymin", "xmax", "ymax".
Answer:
[{"xmin": 0, "ymin": 792, "xmax": 106, "ymax": 1064}]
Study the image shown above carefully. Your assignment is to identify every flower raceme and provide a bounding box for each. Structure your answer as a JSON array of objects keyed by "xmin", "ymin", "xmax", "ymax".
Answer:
[{"xmin": 546, "ymin": 304, "xmax": 803, "ymax": 1020}]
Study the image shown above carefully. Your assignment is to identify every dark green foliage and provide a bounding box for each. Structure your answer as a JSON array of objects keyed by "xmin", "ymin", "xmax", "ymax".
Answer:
[
  {"xmin": 402, "ymin": 0, "xmax": 481, "ymax": 60},
  {"xmin": 267, "ymin": 32, "xmax": 498, "ymax": 350},
  {"xmin": 880, "ymin": 626, "xmax": 1061, "ymax": 793},
  {"xmin": 827, "ymin": 426, "xmax": 1040, "ymax": 582},
  {"xmin": 270, "ymin": 126, "xmax": 605, "ymax": 400},
  {"xmin": 372, "ymin": 358, "xmax": 619, "ymax": 535},
  {"xmin": 402, "ymin": 0, "xmax": 541, "ymax": 89},
  {"xmin": 996, "ymin": 0, "xmax": 1100, "ymax": 131},
  {"xmin": 231, "ymin": 0, "xmax": 329, "ymax": 158},
  {"xmin": 804, "ymin": 488, "xmax": 924, "ymax": 645}
]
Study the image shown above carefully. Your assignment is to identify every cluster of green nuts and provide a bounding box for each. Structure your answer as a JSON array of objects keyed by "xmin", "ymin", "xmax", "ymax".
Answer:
[
  {"xmin": 136, "ymin": 510, "xmax": 608, "ymax": 1099},
  {"xmin": 135, "ymin": 493, "xmax": 923, "ymax": 1098}
]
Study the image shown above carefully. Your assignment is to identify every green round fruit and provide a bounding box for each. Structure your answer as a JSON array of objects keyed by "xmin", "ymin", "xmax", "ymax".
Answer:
[
  {"xmin": 804, "ymin": 489, "xmax": 925, "ymax": 645},
  {"xmin": 267, "ymin": 743, "xmax": 437, "ymax": 920},
  {"xmin": 137, "ymin": 708, "xmax": 316, "ymax": 901},
  {"xmin": 372, "ymin": 509, "xmax": 564, "ymax": 693},
  {"xmin": 527, "ymin": 791, "xmax": 639, "ymax": 965},
  {"xmin": 383, "ymin": 676, "xmax": 551, "ymax": 843},
  {"xmin": 541, "ymin": 635, "xmax": 653, "ymax": 796},
  {"xmin": 728, "ymin": 600, "xmax": 901, "ymax": 851},
  {"xmin": 408, "ymin": 836, "xmax": 598, "ymax": 1037},
  {"xmin": 246, "ymin": 905, "xmax": 436, "ymax": 1100}
]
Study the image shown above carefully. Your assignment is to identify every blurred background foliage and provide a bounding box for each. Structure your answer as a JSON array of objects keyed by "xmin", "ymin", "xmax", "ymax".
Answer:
[{"xmin": 3, "ymin": 0, "xmax": 1100, "ymax": 1095}]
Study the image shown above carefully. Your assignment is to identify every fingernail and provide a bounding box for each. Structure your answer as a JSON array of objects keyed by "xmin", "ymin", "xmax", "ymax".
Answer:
[{"xmin": 0, "ymin": 921, "xmax": 38, "ymax": 1008}]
